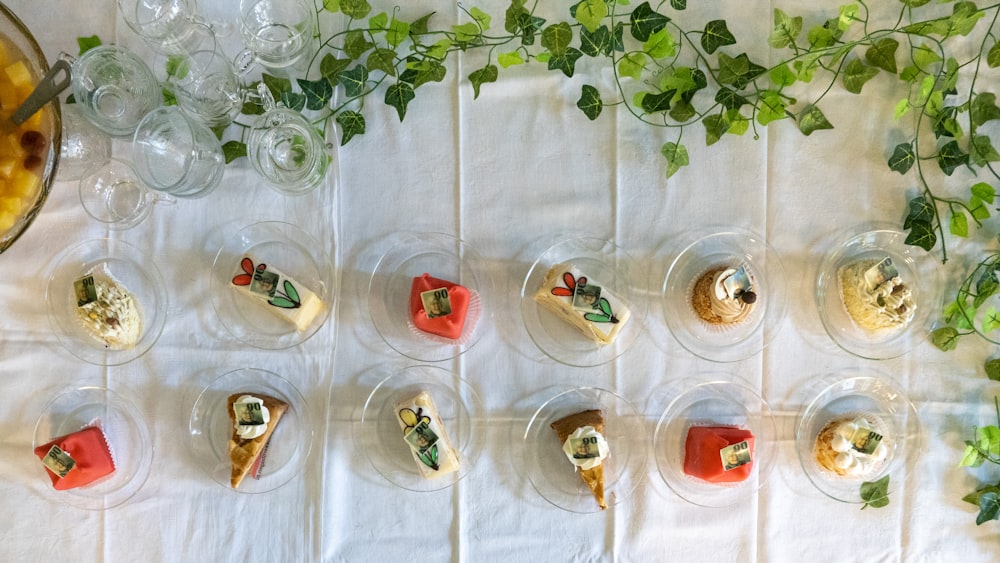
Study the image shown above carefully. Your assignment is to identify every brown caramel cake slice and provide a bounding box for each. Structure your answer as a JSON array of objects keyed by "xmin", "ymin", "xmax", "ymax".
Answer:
[
  {"xmin": 227, "ymin": 392, "xmax": 288, "ymax": 488},
  {"xmin": 551, "ymin": 409, "xmax": 607, "ymax": 510}
]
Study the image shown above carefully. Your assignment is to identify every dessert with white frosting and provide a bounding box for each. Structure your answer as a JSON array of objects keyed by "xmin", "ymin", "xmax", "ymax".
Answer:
[
  {"xmin": 74, "ymin": 274, "xmax": 142, "ymax": 349},
  {"xmin": 227, "ymin": 392, "xmax": 288, "ymax": 488},
  {"xmin": 839, "ymin": 257, "xmax": 915, "ymax": 333},
  {"xmin": 691, "ymin": 265, "xmax": 756, "ymax": 326},
  {"xmin": 813, "ymin": 415, "xmax": 889, "ymax": 478},
  {"xmin": 394, "ymin": 391, "xmax": 460, "ymax": 479},
  {"xmin": 230, "ymin": 255, "xmax": 326, "ymax": 332},
  {"xmin": 550, "ymin": 409, "xmax": 609, "ymax": 510},
  {"xmin": 533, "ymin": 263, "xmax": 631, "ymax": 345}
]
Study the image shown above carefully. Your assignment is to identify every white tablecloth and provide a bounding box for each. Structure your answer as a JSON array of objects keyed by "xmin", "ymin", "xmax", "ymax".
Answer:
[{"xmin": 2, "ymin": 0, "xmax": 999, "ymax": 561}]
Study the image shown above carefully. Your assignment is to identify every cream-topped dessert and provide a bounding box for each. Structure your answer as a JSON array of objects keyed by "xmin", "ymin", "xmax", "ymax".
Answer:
[
  {"xmin": 533, "ymin": 263, "xmax": 631, "ymax": 345},
  {"xmin": 231, "ymin": 255, "xmax": 326, "ymax": 332},
  {"xmin": 74, "ymin": 274, "xmax": 142, "ymax": 349},
  {"xmin": 232, "ymin": 395, "xmax": 271, "ymax": 440},
  {"xmin": 394, "ymin": 391, "xmax": 460, "ymax": 479},
  {"xmin": 692, "ymin": 265, "xmax": 756, "ymax": 325},
  {"xmin": 550, "ymin": 409, "xmax": 608, "ymax": 510},
  {"xmin": 227, "ymin": 392, "xmax": 288, "ymax": 488},
  {"xmin": 839, "ymin": 257, "xmax": 915, "ymax": 333},
  {"xmin": 561, "ymin": 425, "xmax": 610, "ymax": 471},
  {"xmin": 814, "ymin": 416, "xmax": 889, "ymax": 478}
]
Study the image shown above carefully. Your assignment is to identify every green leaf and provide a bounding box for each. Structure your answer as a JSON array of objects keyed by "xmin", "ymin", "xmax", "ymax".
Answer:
[
  {"xmin": 399, "ymin": 60, "xmax": 446, "ymax": 89},
  {"xmin": 912, "ymin": 43, "xmax": 942, "ymax": 69},
  {"xmin": 797, "ymin": 105, "xmax": 833, "ymax": 136},
  {"xmin": 618, "ymin": 52, "xmax": 646, "ymax": 80},
  {"xmin": 337, "ymin": 65, "xmax": 370, "ymax": 97},
  {"xmin": 410, "ymin": 12, "xmax": 434, "ymax": 36},
  {"xmin": 262, "ymin": 73, "xmax": 292, "ymax": 101},
  {"xmin": 860, "ymin": 475, "xmax": 890, "ymax": 509},
  {"xmin": 979, "ymin": 426, "xmax": 1000, "ymax": 456},
  {"xmin": 452, "ymin": 22, "xmax": 481, "ymax": 43},
  {"xmin": 756, "ymin": 90, "xmax": 786, "ymax": 125},
  {"xmin": 983, "ymin": 309, "xmax": 1000, "ymax": 334},
  {"xmin": 335, "ymin": 110, "xmax": 366, "ymax": 145},
  {"xmin": 843, "ymin": 58, "xmax": 880, "ymax": 94},
  {"xmin": 469, "ymin": 7, "xmax": 491, "ymax": 30},
  {"xmin": 768, "ymin": 8, "xmax": 802, "ymax": 49},
  {"xmin": 541, "ymin": 22, "xmax": 573, "ymax": 56},
  {"xmin": 385, "ymin": 82, "xmax": 415, "ymax": 121},
  {"xmin": 669, "ymin": 100, "xmax": 696, "ymax": 122},
  {"xmin": 715, "ymin": 87, "xmax": 748, "ymax": 110},
  {"xmin": 989, "ymin": 42, "xmax": 1000, "ymax": 68},
  {"xmin": 701, "ymin": 20, "xmax": 735, "ymax": 55},
  {"xmin": 344, "ymin": 30, "xmax": 375, "ymax": 59},
  {"xmin": 905, "ymin": 220, "xmax": 937, "ymax": 252},
  {"xmin": 281, "ymin": 92, "xmax": 306, "ymax": 112},
  {"xmin": 469, "ymin": 64, "xmax": 498, "ymax": 99},
  {"xmin": 703, "ymin": 114, "xmax": 728, "ymax": 146},
  {"xmin": 949, "ymin": 2, "xmax": 985, "ymax": 38},
  {"xmin": 518, "ymin": 13, "xmax": 546, "ymax": 46},
  {"xmin": 386, "ymin": 18, "xmax": 411, "ymax": 47},
  {"xmin": 717, "ymin": 52, "xmax": 765, "ymax": 89},
  {"xmin": 888, "ymin": 143, "xmax": 916, "ymax": 174},
  {"xmin": 629, "ymin": 2, "xmax": 670, "ymax": 42},
  {"xmin": 769, "ymin": 63, "xmax": 796, "ymax": 87},
  {"xmin": 661, "ymin": 141, "xmax": 689, "ymax": 179},
  {"xmin": 580, "ymin": 25, "xmax": 613, "ymax": 57},
  {"xmin": 931, "ymin": 326, "xmax": 960, "ymax": 351},
  {"xmin": 985, "ymin": 359, "xmax": 1000, "ymax": 381},
  {"xmin": 938, "ymin": 140, "xmax": 969, "ymax": 176},
  {"xmin": 368, "ymin": 12, "xmax": 388, "ymax": 32},
  {"xmin": 577, "ymin": 85, "xmax": 603, "ymax": 120},
  {"xmin": 865, "ymin": 38, "xmax": 899, "ymax": 74},
  {"xmin": 548, "ymin": 48, "xmax": 583, "ymax": 77},
  {"xmin": 670, "ymin": 0, "xmax": 686, "ymax": 9},
  {"xmin": 297, "ymin": 78, "xmax": 333, "ymax": 110},
  {"xmin": 971, "ymin": 182, "xmax": 996, "ymax": 204},
  {"xmin": 574, "ymin": 0, "xmax": 606, "ymax": 33},
  {"xmin": 341, "ymin": 0, "xmax": 371, "ymax": 19},
  {"xmin": 77, "ymin": 35, "xmax": 102, "ymax": 55},
  {"xmin": 950, "ymin": 210, "xmax": 969, "ymax": 237},
  {"xmin": 367, "ymin": 48, "xmax": 398, "ymax": 77},
  {"xmin": 724, "ymin": 109, "xmax": 749, "ymax": 136},
  {"xmin": 905, "ymin": 195, "xmax": 934, "ymax": 226},
  {"xmin": 971, "ymin": 136, "xmax": 1000, "ymax": 167},
  {"xmin": 971, "ymin": 93, "xmax": 1000, "ymax": 127},
  {"xmin": 320, "ymin": 55, "xmax": 352, "ymax": 86},
  {"xmin": 222, "ymin": 140, "xmax": 247, "ymax": 164},
  {"xmin": 978, "ymin": 492, "xmax": 1000, "ymax": 525},
  {"xmin": 498, "ymin": 51, "xmax": 525, "ymax": 68},
  {"xmin": 641, "ymin": 89, "xmax": 675, "ymax": 113},
  {"xmin": 424, "ymin": 39, "xmax": 452, "ymax": 60},
  {"xmin": 960, "ymin": 444, "xmax": 986, "ymax": 467},
  {"xmin": 644, "ymin": 28, "xmax": 676, "ymax": 59},
  {"xmin": 323, "ymin": 0, "xmax": 339, "ymax": 13}
]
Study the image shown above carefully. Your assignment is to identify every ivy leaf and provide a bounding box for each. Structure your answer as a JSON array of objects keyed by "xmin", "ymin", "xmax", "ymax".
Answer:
[
  {"xmin": 931, "ymin": 326, "xmax": 960, "ymax": 351},
  {"xmin": 410, "ymin": 12, "xmax": 434, "ymax": 36},
  {"xmin": 367, "ymin": 48, "xmax": 398, "ymax": 77},
  {"xmin": 669, "ymin": 100, "xmax": 696, "ymax": 122},
  {"xmin": 756, "ymin": 90, "xmax": 786, "ymax": 125},
  {"xmin": 905, "ymin": 220, "xmax": 937, "ymax": 251},
  {"xmin": 971, "ymin": 182, "xmax": 996, "ymax": 204},
  {"xmin": 281, "ymin": 91, "xmax": 306, "ymax": 112},
  {"xmin": 618, "ymin": 52, "xmax": 646, "ymax": 80},
  {"xmin": 262, "ymin": 73, "xmax": 292, "ymax": 102},
  {"xmin": 769, "ymin": 63, "xmax": 796, "ymax": 87},
  {"xmin": 386, "ymin": 18, "xmax": 410, "ymax": 47},
  {"xmin": 865, "ymin": 38, "xmax": 899, "ymax": 74},
  {"xmin": 518, "ymin": 13, "xmax": 546, "ymax": 46},
  {"xmin": 574, "ymin": 0, "xmax": 606, "ymax": 33},
  {"xmin": 644, "ymin": 28, "xmax": 676, "ymax": 59},
  {"xmin": 701, "ymin": 20, "xmax": 735, "ymax": 55},
  {"xmin": 222, "ymin": 140, "xmax": 247, "ymax": 164},
  {"xmin": 950, "ymin": 210, "xmax": 969, "ymax": 237},
  {"xmin": 337, "ymin": 65, "xmax": 370, "ymax": 97},
  {"xmin": 320, "ymin": 55, "xmax": 352, "ymax": 86},
  {"xmin": 77, "ymin": 35, "xmax": 102, "ymax": 55},
  {"xmin": 629, "ymin": 2, "xmax": 670, "ymax": 42},
  {"xmin": 989, "ymin": 42, "xmax": 1000, "ymax": 68},
  {"xmin": 715, "ymin": 87, "xmax": 748, "ymax": 110},
  {"xmin": 579, "ymin": 25, "xmax": 612, "ymax": 57},
  {"xmin": 469, "ymin": 64, "xmax": 498, "ymax": 99},
  {"xmin": 384, "ymin": 82, "xmax": 415, "ymax": 121},
  {"xmin": 335, "ymin": 110, "xmax": 365, "ymax": 145},
  {"xmin": 323, "ymin": 0, "xmax": 339, "ymax": 13},
  {"xmin": 498, "ymin": 51, "xmax": 525, "ymax": 68},
  {"xmin": 971, "ymin": 135, "xmax": 1000, "ymax": 167},
  {"xmin": 717, "ymin": 53, "xmax": 765, "ymax": 89},
  {"xmin": 541, "ymin": 22, "xmax": 573, "ymax": 56},
  {"xmin": 724, "ymin": 109, "xmax": 749, "ymax": 136},
  {"xmin": 949, "ymin": 2, "xmax": 985, "ymax": 38},
  {"xmin": 843, "ymin": 58, "xmax": 880, "ymax": 94},
  {"xmin": 797, "ymin": 105, "xmax": 833, "ymax": 136},
  {"xmin": 978, "ymin": 492, "xmax": 1000, "ymax": 525},
  {"xmin": 971, "ymin": 93, "xmax": 1000, "ymax": 127},
  {"xmin": 860, "ymin": 475, "xmax": 890, "ymax": 509},
  {"xmin": 297, "ymin": 78, "xmax": 333, "ymax": 110},
  {"xmin": 670, "ymin": 0, "xmax": 686, "ymax": 9},
  {"xmin": 369, "ymin": 12, "xmax": 389, "ymax": 32},
  {"xmin": 341, "ymin": 0, "xmax": 371, "ymax": 20},
  {"xmin": 703, "ymin": 114, "xmax": 729, "ymax": 146},
  {"xmin": 577, "ymin": 84, "xmax": 603, "ymax": 120},
  {"xmin": 661, "ymin": 141, "xmax": 689, "ymax": 179},
  {"xmin": 768, "ymin": 8, "xmax": 802, "ymax": 49},
  {"xmin": 344, "ymin": 30, "xmax": 375, "ymax": 59},
  {"xmin": 640, "ymin": 89, "xmax": 675, "ymax": 113},
  {"xmin": 960, "ymin": 444, "xmax": 986, "ymax": 467},
  {"xmin": 904, "ymin": 195, "xmax": 934, "ymax": 227},
  {"xmin": 548, "ymin": 47, "xmax": 583, "ymax": 77},
  {"xmin": 985, "ymin": 358, "xmax": 1000, "ymax": 381},
  {"xmin": 888, "ymin": 143, "xmax": 916, "ymax": 174},
  {"xmin": 452, "ymin": 22, "xmax": 481, "ymax": 44},
  {"xmin": 982, "ymin": 308, "xmax": 1000, "ymax": 334},
  {"xmin": 938, "ymin": 140, "xmax": 969, "ymax": 176}
]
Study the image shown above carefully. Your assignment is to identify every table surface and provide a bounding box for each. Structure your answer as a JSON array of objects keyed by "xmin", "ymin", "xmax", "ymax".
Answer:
[{"xmin": 2, "ymin": 0, "xmax": 999, "ymax": 561}]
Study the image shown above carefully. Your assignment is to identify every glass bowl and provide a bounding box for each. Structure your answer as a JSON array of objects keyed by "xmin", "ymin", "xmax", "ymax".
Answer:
[
  {"xmin": 662, "ymin": 229, "xmax": 786, "ymax": 363},
  {"xmin": 795, "ymin": 371, "xmax": 922, "ymax": 504},
  {"xmin": 210, "ymin": 221, "xmax": 336, "ymax": 349},
  {"xmin": 0, "ymin": 3, "xmax": 62, "ymax": 254},
  {"xmin": 356, "ymin": 365, "xmax": 484, "ymax": 492},
  {"xmin": 815, "ymin": 227, "xmax": 940, "ymax": 359},
  {"xmin": 188, "ymin": 368, "xmax": 314, "ymax": 494},
  {"xmin": 521, "ymin": 238, "xmax": 645, "ymax": 367},
  {"xmin": 368, "ymin": 232, "xmax": 487, "ymax": 362},
  {"xmin": 32, "ymin": 386, "xmax": 152, "ymax": 510},
  {"xmin": 520, "ymin": 387, "xmax": 647, "ymax": 513},
  {"xmin": 45, "ymin": 238, "xmax": 168, "ymax": 366},
  {"xmin": 653, "ymin": 376, "xmax": 776, "ymax": 507}
]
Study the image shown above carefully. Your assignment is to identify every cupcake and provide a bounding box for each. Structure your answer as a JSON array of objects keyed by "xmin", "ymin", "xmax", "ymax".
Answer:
[
  {"xmin": 813, "ymin": 415, "xmax": 889, "ymax": 478},
  {"xmin": 838, "ymin": 257, "xmax": 915, "ymax": 333},
  {"xmin": 691, "ymin": 265, "xmax": 756, "ymax": 325}
]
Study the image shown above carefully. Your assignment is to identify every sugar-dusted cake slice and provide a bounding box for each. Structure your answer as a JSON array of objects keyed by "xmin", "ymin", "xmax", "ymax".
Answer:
[
  {"xmin": 533, "ymin": 263, "xmax": 631, "ymax": 345},
  {"xmin": 230, "ymin": 256, "xmax": 325, "ymax": 332},
  {"xmin": 394, "ymin": 391, "xmax": 460, "ymax": 479},
  {"xmin": 408, "ymin": 273, "xmax": 470, "ymax": 340},
  {"xmin": 683, "ymin": 426, "xmax": 755, "ymax": 484},
  {"xmin": 227, "ymin": 393, "xmax": 288, "ymax": 488},
  {"xmin": 551, "ymin": 409, "xmax": 609, "ymax": 509},
  {"xmin": 34, "ymin": 426, "xmax": 116, "ymax": 490}
]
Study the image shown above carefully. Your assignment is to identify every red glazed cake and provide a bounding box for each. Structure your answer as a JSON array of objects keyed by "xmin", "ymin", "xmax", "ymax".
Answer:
[
  {"xmin": 34, "ymin": 426, "xmax": 116, "ymax": 490},
  {"xmin": 409, "ymin": 273, "xmax": 470, "ymax": 340},
  {"xmin": 683, "ymin": 426, "xmax": 754, "ymax": 484}
]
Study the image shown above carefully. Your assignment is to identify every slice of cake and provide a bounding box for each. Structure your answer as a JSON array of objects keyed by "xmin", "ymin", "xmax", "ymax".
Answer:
[
  {"xmin": 550, "ymin": 409, "xmax": 609, "ymax": 510},
  {"xmin": 394, "ymin": 391, "xmax": 460, "ymax": 479},
  {"xmin": 231, "ymin": 256, "xmax": 326, "ymax": 332},
  {"xmin": 34, "ymin": 426, "xmax": 116, "ymax": 490},
  {"xmin": 227, "ymin": 392, "xmax": 288, "ymax": 488},
  {"xmin": 408, "ymin": 273, "xmax": 471, "ymax": 340},
  {"xmin": 533, "ymin": 263, "xmax": 631, "ymax": 345},
  {"xmin": 683, "ymin": 426, "xmax": 755, "ymax": 484}
]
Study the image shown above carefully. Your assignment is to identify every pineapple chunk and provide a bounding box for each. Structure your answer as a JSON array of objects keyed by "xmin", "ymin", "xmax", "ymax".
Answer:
[
  {"xmin": 0, "ymin": 82, "xmax": 17, "ymax": 113},
  {"xmin": 0, "ymin": 210, "xmax": 14, "ymax": 232},
  {"xmin": 10, "ymin": 168, "xmax": 39, "ymax": 199},
  {"xmin": 0, "ymin": 157, "xmax": 16, "ymax": 179},
  {"xmin": 0, "ymin": 196, "xmax": 23, "ymax": 215},
  {"xmin": 0, "ymin": 41, "xmax": 10, "ymax": 68},
  {"xmin": 4, "ymin": 60, "xmax": 31, "ymax": 88}
]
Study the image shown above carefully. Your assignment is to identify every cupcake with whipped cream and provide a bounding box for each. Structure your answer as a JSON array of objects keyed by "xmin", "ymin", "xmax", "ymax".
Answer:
[
  {"xmin": 813, "ymin": 415, "xmax": 889, "ymax": 479},
  {"xmin": 690, "ymin": 265, "xmax": 757, "ymax": 327}
]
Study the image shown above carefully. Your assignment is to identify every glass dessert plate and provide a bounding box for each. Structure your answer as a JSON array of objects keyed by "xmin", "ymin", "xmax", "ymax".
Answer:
[
  {"xmin": 45, "ymin": 238, "xmax": 167, "ymax": 366},
  {"xmin": 210, "ymin": 221, "xmax": 335, "ymax": 350},
  {"xmin": 32, "ymin": 386, "xmax": 153, "ymax": 510},
  {"xmin": 653, "ymin": 376, "xmax": 776, "ymax": 507},
  {"xmin": 368, "ymin": 232, "xmax": 487, "ymax": 362},
  {"xmin": 662, "ymin": 229, "xmax": 786, "ymax": 363},
  {"xmin": 188, "ymin": 368, "xmax": 314, "ymax": 494},
  {"xmin": 815, "ymin": 227, "xmax": 939, "ymax": 360},
  {"xmin": 795, "ymin": 371, "xmax": 922, "ymax": 504},
  {"xmin": 521, "ymin": 387, "xmax": 646, "ymax": 513},
  {"xmin": 357, "ymin": 365, "xmax": 484, "ymax": 492},
  {"xmin": 521, "ymin": 237, "xmax": 646, "ymax": 367}
]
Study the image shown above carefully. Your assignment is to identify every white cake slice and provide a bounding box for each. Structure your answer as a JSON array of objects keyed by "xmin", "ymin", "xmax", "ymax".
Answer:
[
  {"xmin": 533, "ymin": 262, "xmax": 631, "ymax": 345},
  {"xmin": 393, "ymin": 391, "xmax": 460, "ymax": 479},
  {"xmin": 230, "ymin": 255, "xmax": 325, "ymax": 332}
]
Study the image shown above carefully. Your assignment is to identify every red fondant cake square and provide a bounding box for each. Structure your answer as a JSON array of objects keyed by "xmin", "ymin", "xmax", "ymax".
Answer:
[
  {"xmin": 683, "ymin": 426, "xmax": 754, "ymax": 484},
  {"xmin": 34, "ymin": 426, "xmax": 116, "ymax": 490},
  {"xmin": 409, "ymin": 273, "xmax": 470, "ymax": 340}
]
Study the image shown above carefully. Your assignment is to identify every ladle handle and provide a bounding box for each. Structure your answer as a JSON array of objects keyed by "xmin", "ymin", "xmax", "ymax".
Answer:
[{"xmin": 11, "ymin": 59, "xmax": 72, "ymax": 125}]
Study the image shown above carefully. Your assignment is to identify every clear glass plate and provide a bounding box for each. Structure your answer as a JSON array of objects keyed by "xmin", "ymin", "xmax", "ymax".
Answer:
[
  {"xmin": 32, "ymin": 386, "xmax": 153, "ymax": 510},
  {"xmin": 188, "ymin": 368, "xmax": 314, "ymax": 494},
  {"xmin": 210, "ymin": 221, "xmax": 335, "ymax": 350},
  {"xmin": 45, "ymin": 238, "xmax": 167, "ymax": 366},
  {"xmin": 356, "ymin": 365, "xmax": 484, "ymax": 492},
  {"xmin": 521, "ymin": 387, "xmax": 646, "ymax": 513},
  {"xmin": 521, "ymin": 238, "xmax": 645, "ymax": 367}
]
